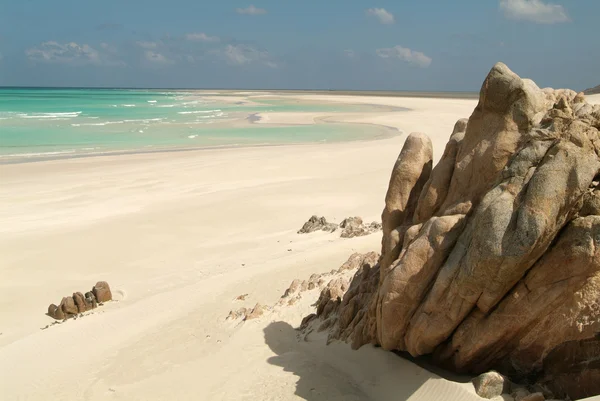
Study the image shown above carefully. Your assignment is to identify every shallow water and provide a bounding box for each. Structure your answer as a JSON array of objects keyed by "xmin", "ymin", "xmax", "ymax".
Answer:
[{"xmin": 0, "ymin": 88, "xmax": 397, "ymax": 162}]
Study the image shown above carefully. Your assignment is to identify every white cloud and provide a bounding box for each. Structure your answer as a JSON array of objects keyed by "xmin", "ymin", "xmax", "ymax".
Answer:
[
  {"xmin": 25, "ymin": 41, "xmax": 124, "ymax": 66},
  {"xmin": 499, "ymin": 0, "xmax": 569, "ymax": 24},
  {"xmin": 236, "ymin": 5, "xmax": 267, "ymax": 15},
  {"xmin": 144, "ymin": 50, "xmax": 174, "ymax": 65},
  {"xmin": 366, "ymin": 8, "xmax": 395, "ymax": 24},
  {"xmin": 223, "ymin": 44, "xmax": 277, "ymax": 68},
  {"xmin": 137, "ymin": 41, "xmax": 159, "ymax": 49},
  {"xmin": 376, "ymin": 45, "xmax": 432, "ymax": 68},
  {"xmin": 185, "ymin": 32, "xmax": 220, "ymax": 42},
  {"xmin": 344, "ymin": 49, "xmax": 355, "ymax": 58}
]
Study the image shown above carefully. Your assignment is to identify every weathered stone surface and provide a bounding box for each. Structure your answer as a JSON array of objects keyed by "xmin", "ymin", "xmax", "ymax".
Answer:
[
  {"xmin": 339, "ymin": 217, "xmax": 381, "ymax": 238},
  {"xmin": 472, "ymin": 371, "xmax": 506, "ymax": 399},
  {"xmin": 73, "ymin": 292, "xmax": 87, "ymax": 313},
  {"xmin": 380, "ymin": 132, "xmax": 433, "ymax": 276},
  {"xmin": 297, "ymin": 215, "xmax": 338, "ymax": 234},
  {"xmin": 84, "ymin": 291, "xmax": 97, "ymax": 309},
  {"xmin": 245, "ymin": 303, "xmax": 268, "ymax": 320},
  {"xmin": 47, "ymin": 303, "xmax": 65, "ymax": 320},
  {"xmin": 92, "ymin": 281, "xmax": 112, "ymax": 303},
  {"xmin": 307, "ymin": 62, "xmax": 600, "ymax": 399},
  {"xmin": 60, "ymin": 296, "xmax": 78, "ymax": 316}
]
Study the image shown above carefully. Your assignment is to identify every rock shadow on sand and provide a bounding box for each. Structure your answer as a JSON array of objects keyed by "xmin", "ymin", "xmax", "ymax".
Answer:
[{"xmin": 263, "ymin": 321, "xmax": 432, "ymax": 401}]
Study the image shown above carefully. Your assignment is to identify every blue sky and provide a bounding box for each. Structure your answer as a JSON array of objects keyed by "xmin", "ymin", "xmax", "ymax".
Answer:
[{"xmin": 0, "ymin": 0, "xmax": 598, "ymax": 90}]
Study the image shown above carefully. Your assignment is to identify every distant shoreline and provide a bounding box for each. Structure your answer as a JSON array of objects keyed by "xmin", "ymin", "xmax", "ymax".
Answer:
[{"xmin": 0, "ymin": 86, "xmax": 480, "ymax": 99}]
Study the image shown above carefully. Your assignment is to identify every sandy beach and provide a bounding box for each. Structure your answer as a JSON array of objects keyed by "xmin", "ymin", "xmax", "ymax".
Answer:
[{"xmin": 1, "ymin": 92, "xmax": 598, "ymax": 400}]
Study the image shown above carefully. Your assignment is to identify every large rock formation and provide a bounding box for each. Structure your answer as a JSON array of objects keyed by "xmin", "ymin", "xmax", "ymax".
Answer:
[{"xmin": 313, "ymin": 63, "xmax": 600, "ymax": 399}]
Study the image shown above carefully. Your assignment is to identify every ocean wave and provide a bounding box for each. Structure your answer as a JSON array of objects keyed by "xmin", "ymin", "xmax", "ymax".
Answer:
[
  {"xmin": 17, "ymin": 112, "xmax": 82, "ymax": 119},
  {"xmin": 71, "ymin": 122, "xmax": 108, "ymax": 127},
  {"xmin": 147, "ymin": 100, "xmax": 157, "ymax": 103},
  {"xmin": 0, "ymin": 149, "xmax": 77, "ymax": 158},
  {"xmin": 123, "ymin": 118, "xmax": 164, "ymax": 123},
  {"xmin": 122, "ymin": 104, "xmax": 136, "ymax": 107},
  {"xmin": 177, "ymin": 109, "xmax": 222, "ymax": 115},
  {"xmin": 188, "ymin": 135, "xmax": 198, "ymax": 139}
]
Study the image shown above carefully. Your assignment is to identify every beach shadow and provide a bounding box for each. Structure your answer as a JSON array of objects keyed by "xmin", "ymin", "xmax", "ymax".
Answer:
[{"xmin": 263, "ymin": 321, "xmax": 431, "ymax": 401}]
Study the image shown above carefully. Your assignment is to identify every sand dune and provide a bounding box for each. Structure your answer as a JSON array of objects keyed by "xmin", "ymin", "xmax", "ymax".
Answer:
[{"xmin": 0, "ymin": 92, "xmax": 545, "ymax": 400}]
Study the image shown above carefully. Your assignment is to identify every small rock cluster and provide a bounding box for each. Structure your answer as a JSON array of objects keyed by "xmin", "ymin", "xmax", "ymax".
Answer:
[
  {"xmin": 472, "ymin": 371, "xmax": 559, "ymax": 401},
  {"xmin": 226, "ymin": 252, "xmax": 379, "ymax": 321},
  {"xmin": 297, "ymin": 216, "xmax": 338, "ymax": 234},
  {"xmin": 47, "ymin": 281, "xmax": 112, "ymax": 320},
  {"xmin": 298, "ymin": 215, "xmax": 381, "ymax": 238}
]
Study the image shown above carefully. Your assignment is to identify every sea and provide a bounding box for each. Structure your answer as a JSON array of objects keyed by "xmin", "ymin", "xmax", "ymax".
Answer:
[{"xmin": 0, "ymin": 88, "xmax": 405, "ymax": 163}]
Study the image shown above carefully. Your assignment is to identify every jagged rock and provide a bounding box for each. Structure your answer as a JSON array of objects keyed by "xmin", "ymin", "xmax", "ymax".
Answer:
[
  {"xmin": 339, "ymin": 217, "xmax": 381, "ymax": 238},
  {"xmin": 60, "ymin": 296, "xmax": 78, "ymax": 316},
  {"xmin": 307, "ymin": 63, "xmax": 600, "ymax": 399},
  {"xmin": 92, "ymin": 281, "xmax": 112, "ymax": 303},
  {"xmin": 235, "ymin": 294, "xmax": 248, "ymax": 301},
  {"xmin": 73, "ymin": 292, "xmax": 87, "ymax": 313},
  {"xmin": 338, "ymin": 251, "xmax": 379, "ymax": 272},
  {"xmin": 297, "ymin": 216, "xmax": 338, "ymax": 234},
  {"xmin": 245, "ymin": 303, "xmax": 268, "ymax": 320},
  {"xmin": 300, "ymin": 313, "xmax": 317, "ymax": 330},
  {"xmin": 315, "ymin": 278, "xmax": 349, "ymax": 319},
  {"xmin": 47, "ymin": 304, "xmax": 65, "ymax": 320},
  {"xmin": 282, "ymin": 279, "xmax": 302, "ymax": 298},
  {"xmin": 472, "ymin": 371, "xmax": 506, "ymax": 399}
]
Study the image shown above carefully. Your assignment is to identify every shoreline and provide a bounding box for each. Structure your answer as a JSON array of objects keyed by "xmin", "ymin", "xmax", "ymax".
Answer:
[{"xmin": 0, "ymin": 122, "xmax": 400, "ymax": 165}]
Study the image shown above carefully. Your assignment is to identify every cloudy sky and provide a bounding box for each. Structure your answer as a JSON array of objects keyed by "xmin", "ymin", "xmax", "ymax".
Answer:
[{"xmin": 0, "ymin": 0, "xmax": 598, "ymax": 90}]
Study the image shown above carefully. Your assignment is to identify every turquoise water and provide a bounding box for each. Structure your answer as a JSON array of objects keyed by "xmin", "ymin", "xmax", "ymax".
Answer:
[{"xmin": 0, "ymin": 88, "xmax": 394, "ymax": 162}]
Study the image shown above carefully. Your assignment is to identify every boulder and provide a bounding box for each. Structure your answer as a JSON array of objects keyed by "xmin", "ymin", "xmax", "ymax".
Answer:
[
  {"xmin": 339, "ymin": 217, "xmax": 381, "ymax": 238},
  {"xmin": 297, "ymin": 216, "xmax": 338, "ymax": 234},
  {"xmin": 472, "ymin": 371, "xmax": 506, "ymax": 399},
  {"xmin": 60, "ymin": 296, "xmax": 78, "ymax": 316},
  {"xmin": 307, "ymin": 63, "xmax": 600, "ymax": 399},
  {"xmin": 92, "ymin": 281, "xmax": 112, "ymax": 303},
  {"xmin": 73, "ymin": 292, "xmax": 87, "ymax": 313},
  {"xmin": 84, "ymin": 291, "xmax": 97, "ymax": 309},
  {"xmin": 47, "ymin": 303, "xmax": 65, "ymax": 320}
]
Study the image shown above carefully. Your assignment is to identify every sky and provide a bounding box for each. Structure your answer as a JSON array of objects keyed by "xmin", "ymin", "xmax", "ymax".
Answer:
[{"xmin": 0, "ymin": 0, "xmax": 598, "ymax": 90}]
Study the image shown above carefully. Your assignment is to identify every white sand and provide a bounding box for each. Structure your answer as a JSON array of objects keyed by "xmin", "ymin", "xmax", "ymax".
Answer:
[
  {"xmin": 587, "ymin": 93, "xmax": 600, "ymax": 105},
  {"xmin": 0, "ymin": 92, "xmax": 529, "ymax": 401}
]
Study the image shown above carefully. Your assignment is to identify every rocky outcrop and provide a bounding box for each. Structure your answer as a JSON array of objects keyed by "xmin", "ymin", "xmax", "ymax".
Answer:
[
  {"xmin": 297, "ymin": 216, "xmax": 338, "ymax": 234},
  {"xmin": 298, "ymin": 216, "xmax": 381, "ymax": 238},
  {"xmin": 311, "ymin": 63, "xmax": 600, "ymax": 399},
  {"xmin": 47, "ymin": 281, "xmax": 112, "ymax": 320},
  {"xmin": 226, "ymin": 252, "xmax": 379, "ymax": 322},
  {"xmin": 339, "ymin": 217, "xmax": 381, "ymax": 238}
]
